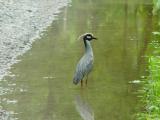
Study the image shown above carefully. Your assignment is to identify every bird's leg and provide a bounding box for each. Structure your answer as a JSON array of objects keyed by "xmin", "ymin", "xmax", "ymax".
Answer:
[
  {"xmin": 81, "ymin": 80, "xmax": 83, "ymax": 87},
  {"xmin": 85, "ymin": 75, "xmax": 88, "ymax": 85}
]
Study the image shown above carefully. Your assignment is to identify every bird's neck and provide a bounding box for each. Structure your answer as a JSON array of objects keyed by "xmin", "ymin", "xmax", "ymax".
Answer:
[{"xmin": 83, "ymin": 40, "xmax": 93, "ymax": 54}]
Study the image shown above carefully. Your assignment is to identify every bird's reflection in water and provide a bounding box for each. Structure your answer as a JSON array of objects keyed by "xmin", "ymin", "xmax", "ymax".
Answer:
[{"xmin": 74, "ymin": 93, "xmax": 94, "ymax": 120}]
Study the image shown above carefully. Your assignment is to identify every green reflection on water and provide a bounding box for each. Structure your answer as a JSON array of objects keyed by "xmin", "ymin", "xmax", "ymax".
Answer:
[{"xmin": 1, "ymin": 0, "xmax": 154, "ymax": 120}]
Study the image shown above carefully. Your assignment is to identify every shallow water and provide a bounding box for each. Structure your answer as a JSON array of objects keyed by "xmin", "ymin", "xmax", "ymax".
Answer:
[{"xmin": 0, "ymin": 0, "xmax": 154, "ymax": 120}]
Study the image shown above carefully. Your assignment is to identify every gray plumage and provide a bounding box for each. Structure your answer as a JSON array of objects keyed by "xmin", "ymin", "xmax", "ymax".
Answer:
[{"xmin": 73, "ymin": 33, "xmax": 97, "ymax": 85}]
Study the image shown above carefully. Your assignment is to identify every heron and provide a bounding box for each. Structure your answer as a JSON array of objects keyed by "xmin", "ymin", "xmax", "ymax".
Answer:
[{"xmin": 73, "ymin": 33, "xmax": 97, "ymax": 86}]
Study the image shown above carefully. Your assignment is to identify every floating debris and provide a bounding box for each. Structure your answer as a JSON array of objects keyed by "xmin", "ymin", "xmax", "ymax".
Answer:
[
  {"xmin": 129, "ymin": 80, "xmax": 141, "ymax": 84},
  {"xmin": 43, "ymin": 76, "xmax": 56, "ymax": 79}
]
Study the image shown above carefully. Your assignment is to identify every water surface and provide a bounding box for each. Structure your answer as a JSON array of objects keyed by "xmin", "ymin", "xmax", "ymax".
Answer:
[{"xmin": 1, "ymin": 0, "xmax": 154, "ymax": 120}]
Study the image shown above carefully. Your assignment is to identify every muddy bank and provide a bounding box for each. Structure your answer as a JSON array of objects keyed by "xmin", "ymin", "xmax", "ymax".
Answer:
[{"xmin": 0, "ymin": 0, "xmax": 70, "ymax": 80}]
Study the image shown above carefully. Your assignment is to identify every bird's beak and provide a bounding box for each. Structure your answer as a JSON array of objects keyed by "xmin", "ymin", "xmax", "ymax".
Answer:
[{"xmin": 92, "ymin": 37, "xmax": 97, "ymax": 40}]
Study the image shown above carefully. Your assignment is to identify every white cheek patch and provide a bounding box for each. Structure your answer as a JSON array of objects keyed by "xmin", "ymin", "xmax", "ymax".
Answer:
[{"xmin": 86, "ymin": 36, "xmax": 91, "ymax": 39}]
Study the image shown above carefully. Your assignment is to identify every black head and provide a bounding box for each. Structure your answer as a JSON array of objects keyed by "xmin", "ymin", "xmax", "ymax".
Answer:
[{"xmin": 83, "ymin": 33, "xmax": 97, "ymax": 41}]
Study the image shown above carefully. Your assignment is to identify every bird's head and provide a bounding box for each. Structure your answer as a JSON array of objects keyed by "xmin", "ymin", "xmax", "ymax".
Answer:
[{"xmin": 78, "ymin": 33, "xmax": 97, "ymax": 41}]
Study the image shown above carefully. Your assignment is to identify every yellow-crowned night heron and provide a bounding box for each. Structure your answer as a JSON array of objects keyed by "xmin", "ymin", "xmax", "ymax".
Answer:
[{"xmin": 73, "ymin": 33, "xmax": 97, "ymax": 86}]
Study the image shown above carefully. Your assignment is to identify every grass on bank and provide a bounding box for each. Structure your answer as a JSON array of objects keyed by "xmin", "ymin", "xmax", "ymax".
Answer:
[
  {"xmin": 138, "ymin": 56, "xmax": 160, "ymax": 120},
  {"xmin": 137, "ymin": 0, "xmax": 160, "ymax": 119}
]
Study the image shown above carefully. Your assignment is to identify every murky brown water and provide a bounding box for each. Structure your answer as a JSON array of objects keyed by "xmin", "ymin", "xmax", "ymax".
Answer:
[{"xmin": 0, "ymin": 0, "xmax": 154, "ymax": 120}]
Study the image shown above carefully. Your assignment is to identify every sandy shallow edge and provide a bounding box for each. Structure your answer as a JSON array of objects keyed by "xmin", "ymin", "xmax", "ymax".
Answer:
[{"xmin": 0, "ymin": 0, "xmax": 71, "ymax": 80}]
